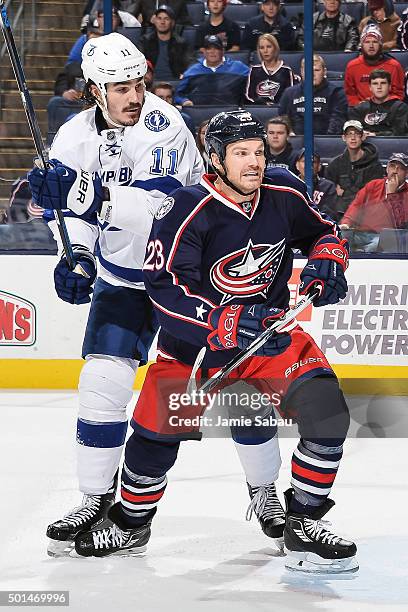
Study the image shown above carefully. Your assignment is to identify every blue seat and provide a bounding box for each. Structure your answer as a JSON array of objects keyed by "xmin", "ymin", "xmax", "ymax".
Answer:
[
  {"xmin": 225, "ymin": 50, "xmax": 250, "ymax": 65},
  {"xmin": 388, "ymin": 51, "xmax": 408, "ymax": 69},
  {"xmin": 394, "ymin": 2, "xmax": 408, "ymax": 18},
  {"xmin": 241, "ymin": 105, "xmax": 280, "ymax": 125},
  {"xmin": 314, "ymin": 136, "xmax": 346, "ymax": 161},
  {"xmin": 183, "ymin": 105, "xmax": 238, "ymax": 131},
  {"xmin": 117, "ymin": 27, "xmax": 142, "ymax": 47},
  {"xmin": 186, "ymin": 2, "xmax": 205, "ymax": 25},
  {"xmin": 365, "ymin": 137, "xmax": 408, "ymax": 162},
  {"xmin": 181, "ymin": 26, "xmax": 198, "ymax": 48},
  {"xmin": 281, "ymin": 3, "xmax": 304, "ymax": 24},
  {"xmin": 320, "ymin": 51, "xmax": 359, "ymax": 78},
  {"xmin": 224, "ymin": 4, "xmax": 259, "ymax": 26}
]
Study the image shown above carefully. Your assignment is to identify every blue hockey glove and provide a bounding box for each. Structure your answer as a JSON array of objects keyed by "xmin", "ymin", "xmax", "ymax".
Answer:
[
  {"xmin": 54, "ymin": 247, "xmax": 97, "ymax": 305},
  {"xmin": 28, "ymin": 159, "xmax": 104, "ymax": 219},
  {"xmin": 207, "ymin": 303, "xmax": 291, "ymax": 356},
  {"xmin": 300, "ymin": 235, "xmax": 349, "ymax": 307}
]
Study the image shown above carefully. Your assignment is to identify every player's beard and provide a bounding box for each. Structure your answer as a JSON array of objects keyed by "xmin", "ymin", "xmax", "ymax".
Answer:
[{"xmin": 119, "ymin": 103, "xmax": 143, "ymax": 126}]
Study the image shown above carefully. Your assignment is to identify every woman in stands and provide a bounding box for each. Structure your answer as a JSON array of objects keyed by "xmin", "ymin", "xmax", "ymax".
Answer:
[{"xmin": 245, "ymin": 33, "xmax": 299, "ymax": 105}]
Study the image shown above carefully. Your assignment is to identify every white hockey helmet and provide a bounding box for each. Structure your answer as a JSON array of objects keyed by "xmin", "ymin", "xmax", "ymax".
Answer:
[{"xmin": 81, "ymin": 32, "xmax": 147, "ymax": 126}]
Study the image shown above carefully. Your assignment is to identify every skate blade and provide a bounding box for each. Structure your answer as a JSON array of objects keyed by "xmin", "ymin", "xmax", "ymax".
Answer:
[
  {"xmin": 69, "ymin": 545, "xmax": 147, "ymax": 559},
  {"xmin": 47, "ymin": 539, "xmax": 75, "ymax": 558},
  {"xmin": 274, "ymin": 537, "xmax": 285, "ymax": 553},
  {"xmin": 284, "ymin": 550, "xmax": 359, "ymax": 574}
]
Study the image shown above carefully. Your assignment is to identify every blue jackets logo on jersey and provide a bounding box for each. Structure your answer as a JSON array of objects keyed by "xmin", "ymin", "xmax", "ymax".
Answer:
[
  {"xmin": 210, "ymin": 238, "xmax": 286, "ymax": 305},
  {"xmin": 155, "ymin": 196, "xmax": 175, "ymax": 220},
  {"xmin": 144, "ymin": 110, "xmax": 170, "ymax": 132}
]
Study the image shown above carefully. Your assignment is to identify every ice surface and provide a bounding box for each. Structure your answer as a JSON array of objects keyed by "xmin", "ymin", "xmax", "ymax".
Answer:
[{"xmin": 0, "ymin": 391, "xmax": 407, "ymax": 612}]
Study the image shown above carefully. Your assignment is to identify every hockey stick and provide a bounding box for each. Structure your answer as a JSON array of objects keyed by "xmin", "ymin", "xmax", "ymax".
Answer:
[
  {"xmin": 187, "ymin": 285, "xmax": 322, "ymax": 397},
  {"xmin": 0, "ymin": 1, "xmax": 86, "ymax": 275}
]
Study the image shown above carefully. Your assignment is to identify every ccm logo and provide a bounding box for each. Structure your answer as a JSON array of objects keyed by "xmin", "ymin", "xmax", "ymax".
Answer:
[
  {"xmin": 0, "ymin": 292, "xmax": 36, "ymax": 346},
  {"xmin": 285, "ymin": 357, "xmax": 323, "ymax": 378}
]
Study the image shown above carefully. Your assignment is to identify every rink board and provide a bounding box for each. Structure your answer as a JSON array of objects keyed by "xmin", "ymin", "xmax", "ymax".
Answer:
[{"xmin": 0, "ymin": 255, "xmax": 407, "ymax": 392}]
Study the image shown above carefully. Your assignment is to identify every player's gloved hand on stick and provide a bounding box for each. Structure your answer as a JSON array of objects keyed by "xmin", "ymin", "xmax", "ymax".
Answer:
[
  {"xmin": 28, "ymin": 159, "xmax": 104, "ymax": 219},
  {"xmin": 54, "ymin": 247, "xmax": 97, "ymax": 305},
  {"xmin": 207, "ymin": 304, "xmax": 291, "ymax": 356},
  {"xmin": 300, "ymin": 235, "xmax": 349, "ymax": 307}
]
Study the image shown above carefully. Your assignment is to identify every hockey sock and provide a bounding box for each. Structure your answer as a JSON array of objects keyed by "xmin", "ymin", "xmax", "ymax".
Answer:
[
  {"xmin": 120, "ymin": 462, "xmax": 167, "ymax": 527},
  {"xmin": 289, "ymin": 438, "xmax": 343, "ymax": 515}
]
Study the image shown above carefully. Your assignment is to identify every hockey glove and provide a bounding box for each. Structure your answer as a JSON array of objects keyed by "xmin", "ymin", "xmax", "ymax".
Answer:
[
  {"xmin": 28, "ymin": 159, "xmax": 104, "ymax": 219},
  {"xmin": 207, "ymin": 304, "xmax": 291, "ymax": 356},
  {"xmin": 54, "ymin": 246, "xmax": 97, "ymax": 305},
  {"xmin": 300, "ymin": 235, "xmax": 349, "ymax": 307}
]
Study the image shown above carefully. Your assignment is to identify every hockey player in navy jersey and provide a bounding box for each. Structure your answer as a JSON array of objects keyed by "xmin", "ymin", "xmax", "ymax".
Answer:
[
  {"xmin": 72, "ymin": 110, "xmax": 358, "ymax": 573},
  {"xmin": 27, "ymin": 32, "xmax": 204, "ymax": 557}
]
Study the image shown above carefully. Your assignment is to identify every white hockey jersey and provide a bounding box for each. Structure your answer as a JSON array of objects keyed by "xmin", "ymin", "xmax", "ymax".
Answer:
[{"xmin": 48, "ymin": 92, "xmax": 204, "ymax": 289}]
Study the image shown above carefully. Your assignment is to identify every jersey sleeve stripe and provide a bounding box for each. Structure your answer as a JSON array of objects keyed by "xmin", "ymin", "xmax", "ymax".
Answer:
[
  {"xmin": 166, "ymin": 194, "xmax": 216, "ymax": 309},
  {"xmin": 130, "ymin": 176, "xmax": 183, "ymax": 195},
  {"xmin": 150, "ymin": 297, "xmax": 210, "ymax": 329}
]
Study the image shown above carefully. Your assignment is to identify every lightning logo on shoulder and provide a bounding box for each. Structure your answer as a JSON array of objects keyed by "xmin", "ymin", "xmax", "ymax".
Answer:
[
  {"xmin": 145, "ymin": 110, "xmax": 170, "ymax": 132},
  {"xmin": 210, "ymin": 238, "xmax": 286, "ymax": 305}
]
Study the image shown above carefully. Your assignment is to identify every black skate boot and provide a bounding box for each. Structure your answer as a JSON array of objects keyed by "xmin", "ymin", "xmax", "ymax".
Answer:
[
  {"xmin": 283, "ymin": 489, "xmax": 358, "ymax": 574},
  {"xmin": 47, "ymin": 482, "xmax": 116, "ymax": 557},
  {"xmin": 246, "ymin": 482, "xmax": 286, "ymax": 551},
  {"xmin": 74, "ymin": 502, "xmax": 152, "ymax": 557}
]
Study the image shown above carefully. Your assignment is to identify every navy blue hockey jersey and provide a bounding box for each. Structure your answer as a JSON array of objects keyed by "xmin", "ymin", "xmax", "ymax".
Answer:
[{"xmin": 143, "ymin": 169, "xmax": 339, "ymax": 368}]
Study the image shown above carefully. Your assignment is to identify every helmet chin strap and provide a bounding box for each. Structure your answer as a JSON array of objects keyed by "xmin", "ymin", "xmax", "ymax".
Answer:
[
  {"xmin": 216, "ymin": 163, "xmax": 257, "ymax": 199},
  {"xmin": 96, "ymin": 85, "xmax": 128, "ymax": 129}
]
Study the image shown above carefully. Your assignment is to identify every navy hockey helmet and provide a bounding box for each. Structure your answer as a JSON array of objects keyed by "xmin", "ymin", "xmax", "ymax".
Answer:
[{"xmin": 205, "ymin": 110, "xmax": 267, "ymax": 164}]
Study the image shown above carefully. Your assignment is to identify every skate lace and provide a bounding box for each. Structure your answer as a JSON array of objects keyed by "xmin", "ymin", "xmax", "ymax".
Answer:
[
  {"xmin": 246, "ymin": 484, "xmax": 285, "ymax": 524},
  {"xmin": 61, "ymin": 495, "xmax": 101, "ymax": 528},
  {"xmin": 304, "ymin": 518, "xmax": 341, "ymax": 546},
  {"xmin": 92, "ymin": 524, "xmax": 124, "ymax": 550}
]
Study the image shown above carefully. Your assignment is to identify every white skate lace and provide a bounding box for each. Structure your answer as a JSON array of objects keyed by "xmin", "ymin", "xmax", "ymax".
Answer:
[
  {"xmin": 304, "ymin": 518, "xmax": 341, "ymax": 546},
  {"xmin": 246, "ymin": 484, "xmax": 285, "ymax": 525},
  {"xmin": 61, "ymin": 495, "xmax": 102, "ymax": 528},
  {"xmin": 92, "ymin": 524, "xmax": 125, "ymax": 550}
]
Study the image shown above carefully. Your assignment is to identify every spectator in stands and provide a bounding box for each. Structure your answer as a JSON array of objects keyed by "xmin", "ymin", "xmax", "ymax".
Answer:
[
  {"xmin": 151, "ymin": 82, "xmax": 195, "ymax": 133},
  {"xmin": 68, "ymin": 7, "xmax": 123, "ymax": 64},
  {"xmin": 81, "ymin": 1, "xmax": 140, "ymax": 32},
  {"xmin": 349, "ymin": 69, "xmax": 408, "ymax": 136},
  {"xmin": 195, "ymin": 119, "xmax": 215, "ymax": 172},
  {"xmin": 196, "ymin": 0, "xmax": 240, "ymax": 52},
  {"xmin": 175, "ymin": 34, "xmax": 249, "ymax": 106},
  {"xmin": 264, "ymin": 116, "xmax": 298, "ymax": 173},
  {"xmin": 47, "ymin": 61, "xmax": 85, "ymax": 143},
  {"xmin": 245, "ymin": 33, "xmax": 299, "ymax": 105},
  {"xmin": 345, "ymin": 25, "xmax": 404, "ymax": 106},
  {"xmin": 397, "ymin": 7, "xmax": 408, "ymax": 50},
  {"xmin": 359, "ymin": 0, "xmax": 400, "ymax": 51},
  {"xmin": 140, "ymin": 5, "xmax": 194, "ymax": 80},
  {"xmin": 340, "ymin": 152, "xmax": 408, "ymax": 232},
  {"xmin": 144, "ymin": 60, "xmax": 154, "ymax": 91},
  {"xmin": 298, "ymin": 0, "xmax": 359, "ymax": 52},
  {"xmin": 325, "ymin": 119, "xmax": 384, "ymax": 221},
  {"xmin": 242, "ymin": 0, "xmax": 297, "ymax": 52},
  {"xmin": 278, "ymin": 54, "xmax": 348, "ymax": 134},
  {"xmin": 129, "ymin": 0, "xmax": 190, "ymax": 26},
  {"xmin": 294, "ymin": 148, "xmax": 337, "ymax": 215}
]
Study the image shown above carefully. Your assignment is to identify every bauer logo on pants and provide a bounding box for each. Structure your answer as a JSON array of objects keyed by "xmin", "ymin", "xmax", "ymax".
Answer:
[{"xmin": 0, "ymin": 291, "xmax": 36, "ymax": 346}]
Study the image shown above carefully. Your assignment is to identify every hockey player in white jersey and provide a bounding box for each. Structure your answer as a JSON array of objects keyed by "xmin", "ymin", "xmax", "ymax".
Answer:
[{"xmin": 28, "ymin": 32, "xmax": 204, "ymax": 557}]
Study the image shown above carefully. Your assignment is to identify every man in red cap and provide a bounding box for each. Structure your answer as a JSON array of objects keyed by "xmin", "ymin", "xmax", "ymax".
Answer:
[
  {"xmin": 359, "ymin": 0, "xmax": 400, "ymax": 51},
  {"xmin": 344, "ymin": 24, "xmax": 404, "ymax": 106}
]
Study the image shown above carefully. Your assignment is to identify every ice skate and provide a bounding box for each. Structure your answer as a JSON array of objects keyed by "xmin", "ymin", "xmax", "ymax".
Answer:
[
  {"xmin": 74, "ymin": 503, "xmax": 151, "ymax": 557},
  {"xmin": 246, "ymin": 482, "xmax": 286, "ymax": 551},
  {"xmin": 47, "ymin": 488, "xmax": 116, "ymax": 557},
  {"xmin": 283, "ymin": 489, "xmax": 358, "ymax": 574}
]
